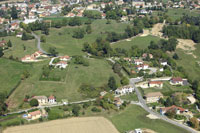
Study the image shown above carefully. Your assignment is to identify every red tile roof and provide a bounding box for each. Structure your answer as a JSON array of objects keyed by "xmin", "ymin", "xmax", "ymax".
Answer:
[{"xmin": 149, "ymin": 81, "xmax": 163, "ymax": 85}]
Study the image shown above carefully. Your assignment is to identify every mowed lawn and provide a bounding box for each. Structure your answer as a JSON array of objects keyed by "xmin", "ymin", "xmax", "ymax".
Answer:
[
  {"xmin": 0, "ymin": 58, "xmax": 31, "ymax": 95},
  {"xmin": 7, "ymin": 58, "xmax": 120, "ymax": 110},
  {"xmin": 41, "ymin": 19, "xmax": 129, "ymax": 56},
  {"xmin": 109, "ymin": 105, "xmax": 189, "ymax": 133},
  {"xmin": 111, "ymin": 35, "xmax": 160, "ymax": 50},
  {"xmin": 1, "ymin": 36, "xmax": 37, "ymax": 59}
]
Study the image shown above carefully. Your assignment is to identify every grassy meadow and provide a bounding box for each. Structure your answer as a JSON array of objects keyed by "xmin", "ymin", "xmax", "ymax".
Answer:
[
  {"xmin": 7, "ymin": 58, "xmax": 120, "ymax": 110},
  {"xmin": 40, "ymin": 19, "xmax": 129, "ymax": 56},
  {"xmin": 1, "ymin": 36, "xmax": 37, "ymax": 59},
  {"xmin": 109, "ymin": 105, "xmax": 189, "ymax": 133},
  {"xmin": 111, "ymin": 35, "xmax": 160, "ymax": 50},
  {"xmin": 0, "ymin": 58, "xmax": 31, "ymax": 95}
]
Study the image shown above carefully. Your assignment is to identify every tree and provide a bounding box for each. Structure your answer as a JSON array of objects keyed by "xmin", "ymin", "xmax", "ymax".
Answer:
[
  {"xmin": 120, "ymin": 77, "xmax": 129, "ymax": 85},
  {"xmin": 7, "ymin": 40, "xmax": 12, "ymax": 47},
  {"xmin": 30, "ymin": 99, "xmax": 39, "ymax": 107},
  {"xmin": 173, "ymin": 53, "xmax": 179, "ymax": 60},
  {"xmin": 108, "ymin": 76, "xmax": 117, "ymax": 90},
  {"xmin": 0, "ymin": 47, "xmax": 4, "ymax": 57},
  {"xmin": 72, "ymin": 28, "xmax": 85, "ymax": 39},
  {"xmin": 72, "ymin": 104, "xmax": 81, "ymax": 116},
  {"xmin": 40, "ymin": 35, "xmax": 46, "ymax": 43},
  {"xmin": 11, "ymin": 6, "xmax": 18, "ymax": 19},
  {"xmin": 188, "ymin": 117, "xmax": 199, "ymax": 129},
  {"xmin": 86, "ymin": 24, "xmax": 92, "ymax": 34},
  {"xmin": 48, "ymin": 47, "xmax": 58, "ymax": 56}
]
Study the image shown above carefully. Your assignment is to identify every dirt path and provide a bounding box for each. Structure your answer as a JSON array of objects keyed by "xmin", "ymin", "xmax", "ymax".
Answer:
[{"xmin": 3, "ymin": 117, "xmax": 119, "ymax": 133}]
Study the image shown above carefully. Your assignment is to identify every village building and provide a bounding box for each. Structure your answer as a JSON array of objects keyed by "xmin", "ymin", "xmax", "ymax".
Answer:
[
  {"xmin": 27, "ymin": 110, "xmax": 42, "ymax": 120},
  {"xmin": 160, "ymin": 105, "xmax": 186, "ymax": 115},
  {"xmin": 0, "ymin": 40, "xmax": 6, "ymax": 49},
  {"xmin": 170, "ymin": 77, "xmax": 188, "ymax": 86},
  {"xmin": 48, "ymin": 95, "xmax": 56, "ymax": 104},
  {"xmin": 16, "ymin": 32, "xmax": 23, "ymax": 38},
  {"xmin": 114, "ymin": 97, "xmax": 123, "ymax": 107},
  {"xmin": 148, "ymin": 81, "xmax": 163, "ymax": 88},
  {"xmin": 115, "ymin": 85, "xmax": 134, "ymax": 96},
  {"xmin": 134, "ymin": 59, "xmax": 143, "ymax": 65},
  {"xmin": 145, "ymin": 92, "xmax": 163, "ymax": 103},
  {"xmin": 32, "ymin": 96, "xmax": 48, "ymax": 105},
  {"xmin": 55, "ymin": 61, "xmax": 68, "ymax": 69},
  {"xmin": 21, "ymin": 55, "xmax": 35, "ymax": 62},
  {"xmin": 187, "ymin": 95, "xmax": 196, "ymax": 104},
  {"xmin": 136, "ymin": 64, "xmax": 149, "ymax": 71},
  {"xmin": 59, "ymin": 55, "xmax": 70, "ymax": 61},
  {"xmin": 160, "ymin": 59, "xmax": 168, "ymax": 66}
]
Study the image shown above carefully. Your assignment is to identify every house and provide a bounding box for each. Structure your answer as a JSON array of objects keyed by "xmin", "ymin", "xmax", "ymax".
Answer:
[
  {"xmin": 10, "ymin": 22, "xmax": 19, "ymax": 31},
  {"xmin": 170, "ymin": 77, "xmax": 188, "ymax": 86},
  {"xmin": 187, "ymin": 95, "xmax": 196, "ymax": 104},
  {"xmin": 134, "ymin": 59, "xmax": 143, "ymax": 65},
  {"xmin": 115, "ymin": 85, "xmax": 134, "ymax": 95},
  {"xmin": 145, "ymin": 92, "xmax": 163, "ymax": 103},
  {"xmin": 21, "ymin": 55, "xmax": 35, "ymax": 62},
  {"xmin": 16, "ymin": 32, "xmax": 23, "ymax": 38},
  {"xmin": 136, "ymin": 64, "xmax": 149, "ymax": 70},
  {"xmin": 32, "ymin": 51, "xmax": 43, "ymax": 58},
  {"xmin": 148, "ymin": 81, "xmax": 163, "ymax": 88},
  {"xmin": 55, "ymin": 61, "xmax": 68, "ymax": 68},
  {"xmin": 114, "ymin": 97, "xmax": 123, "ymax": 107},
  {"xmin": 0, "ymin": 40, "xmax": 6, "ymax": 48},
  {"xmin": 160, "ymin": 105, "xmax": 185, "ymax": 115},
  {"xmin": 124, "ymin": 57, "xmax": 131, "ymax": 62},
  {"xmin": 132, "ymin": 0, "xmax": 145, "ymax": 8},
  {"xmin": 27, "ymin": 110, "xmax": 42, "ymax": 120},
  {"xmin": 160, "ymin": 59, "xmax": 167, "ymax": 66},
  {"xmin": 142, "ymin": 53, "xmax": 153, "ymax": 59},
  {"xmin": 59, "ymin": 55, "xmax": 70, "ymax": 61},
  {"xmin": 100, "ymin": 91, "xmax": 107, "ymax": 97},
  {"xmin": 134, "ymin": 128, "xmax": 142, "ymax": 133},
  {"xmin": 48, "ymin": 95, "xmax": 56, "ymax": 104},
  {"xmin": 32, "ymin": 96, "xmax": 48, "ymax": 105}
]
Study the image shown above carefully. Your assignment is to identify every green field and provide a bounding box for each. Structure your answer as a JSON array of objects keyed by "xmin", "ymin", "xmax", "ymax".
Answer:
[
  {"xmin": 175, "ymin": 44, "xmax": 200, "ymax": 81},
  {"xmin": 40, "ymin": 19, "xmax": 129, "ymax": 56},
  {"xmin": 111, "ymin": 35, "xmax": 160, "ymax": 50},
  {"xmin": 166, "ymin": 9, "xmax": 200, "ymax": 22},
  {"xmin": 1, "ymin": 36, "xmax": 37, "ymax": 59},
  {"xmin": 139, "ymin": 82, "xmax": 192, "ymax": 97},
  {"xmin": 109, "ymin": 105, "xmax": 189, "ymax": 133},
  {"xmin": 0, "ymin": 58, "xmax": 31, "ymax": 95},
  {"xmin": 7, "ymin": 58, "xmax": 120, "ymax": 110}
]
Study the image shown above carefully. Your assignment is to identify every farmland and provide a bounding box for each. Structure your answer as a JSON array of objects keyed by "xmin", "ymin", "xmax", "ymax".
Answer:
[{"xmin": 3, "ymin": 117, "xmax": 119, "ymax": 133}]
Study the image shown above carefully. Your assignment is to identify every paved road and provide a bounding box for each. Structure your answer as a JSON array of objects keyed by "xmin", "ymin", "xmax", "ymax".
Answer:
[
  {"xmin": 4, "ymin": 98, "xmax": 96, "ymax": 116},
  {"xmin": 130, "ymin": 78, "xmax": 197, "ymax": 133},
  {"xmin": 32, "ymin": 32, "xmax": 48, "ymax": 54}
]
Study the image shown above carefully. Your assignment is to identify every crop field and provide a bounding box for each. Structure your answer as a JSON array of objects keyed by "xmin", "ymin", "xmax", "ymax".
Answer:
[
  {"xmin": 111, "ymin": 35, "xmax": 160, "ymax": 50},
  {"xmin": 7, "ymin": 58, "xmax": 120, "ymax": 110},
  {"xmin": 109, "ymin": 105, "xmax": 189, "ymax": 133},
  {"xmin": 40, "ymin": 19, "xmax": 129, "ymax": 56},
  {"xmin": 3, "ymin": 117, "xmax": 119, "ymax": 133}
]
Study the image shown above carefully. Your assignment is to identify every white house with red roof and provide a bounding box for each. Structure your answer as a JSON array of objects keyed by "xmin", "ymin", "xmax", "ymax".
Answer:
[
  {"xmin": 148, "ymin": 81, "xmax": 163, "ymax": 88},
  {"xmin": 160, "ymin": 105, "xmax": 186, "ymax": 115},
  {"xmin": 136, "ymin": 64, "xmax": 149, "ymax": 70},
  {"xmin": 21, "ymin": 55, "xmax": 36, "ymax": 62},
  {"xmin": 48, "ymin": 95, "xmax": 56, "ymax": 104},
  {"xmin": 115, "ymin": 85, "xmax": 134, "ymax": 96},
  {"xmin": 134, "ymin": 59, "xmax": 143, "ymax": 65},
  {"xmin": 0, "ymin": 40, "xmax": 6, "ymax": 49},
  {"xmin": 55, "ymin": 61, "xmax": 68, "ymax": 68},
  {"xmin": 59, "ymin": 55, "xmax": 70, "ymax": 61},
  {"xmin": 170, "ymin": 77, "xmax": 188, "ymax": 86},
  {"xmin": 10, "ymin": 22, "xmax": 20, "ymax": 31}
]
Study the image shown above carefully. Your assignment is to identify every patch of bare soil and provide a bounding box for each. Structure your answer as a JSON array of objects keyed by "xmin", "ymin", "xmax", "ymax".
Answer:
[
  {"xmin": 177, "ymin": 39, "xmax": 196, "ymax": 51},
  {"xmin": 3, "ymin": 117, "xmax": 119, "ymax": 133},
  {"xmin": 143, "ymin": 128, "xmax": 157, "ymax": 133},
  {"xmin": 146, "ymin": 114, "xmax": 159, "ymax": 119},
  {"xmin": 151, "ymin": 23, "xmax": 164, "ymax": 37},
  {"xmin": 140, "ymin": 29, "xmax": 150, "ymax": 37}
]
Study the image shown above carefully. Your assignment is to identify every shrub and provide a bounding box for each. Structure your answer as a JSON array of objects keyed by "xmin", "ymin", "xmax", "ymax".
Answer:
[
  {"xmin": 29, "ymin": 99, "xmax": 39, "ymax": 107},
  {"xmin": 91, "ymin": 107, "xmax": 101, "ymax": 112}
]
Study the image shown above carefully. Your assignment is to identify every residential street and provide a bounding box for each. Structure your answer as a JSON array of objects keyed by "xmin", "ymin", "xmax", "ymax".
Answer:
[
  {"xmin": 32, "ymin": 32, "xmax": 48, "ymax": 54},
  {"xmin": 129, "ymin": 78, "xmax": 197, "ymax": 133}
]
